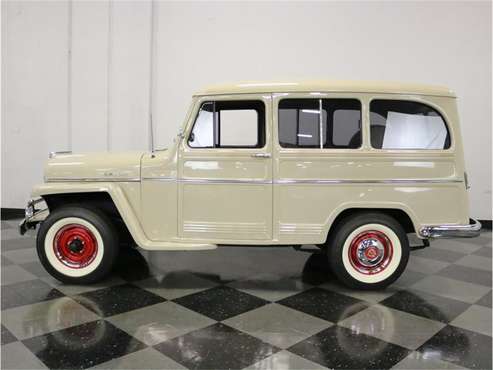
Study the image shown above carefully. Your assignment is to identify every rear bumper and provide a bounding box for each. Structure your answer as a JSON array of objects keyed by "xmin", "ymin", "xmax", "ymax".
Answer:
[{"xmin": 419, "ymin": 219, "xmax": 482, "ymax": 238}]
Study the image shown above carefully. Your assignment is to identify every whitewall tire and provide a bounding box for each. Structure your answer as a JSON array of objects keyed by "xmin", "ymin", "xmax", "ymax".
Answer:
[
  {"xmin": 37, "ymin": 206, "xmax": 118, "ymax": 284},
  {"xmin": 328, "ymin": 213, "xmax": 409, "ymax": 290}
]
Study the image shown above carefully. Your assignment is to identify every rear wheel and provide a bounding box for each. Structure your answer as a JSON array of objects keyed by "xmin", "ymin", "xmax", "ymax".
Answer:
[
  {"xmin": 37, "ymin": 206, "xmax": 119, "ymax": 284},
  {"xmin": 328, "ymin": 213, "xmax": 409, "ymax": 290}
]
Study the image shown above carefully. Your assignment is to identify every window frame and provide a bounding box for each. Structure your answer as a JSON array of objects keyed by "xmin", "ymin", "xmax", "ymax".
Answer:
[
  {"xmin": 277, "ymin": 97, "xmax": 363, "ymax": 150},
  {"xmin": 368, "ymin": 98, "xmax": 453, "ymax": 151},
  {"xmin": 187, "ymin": 99, "xmax": 267, "ymax": 149}
]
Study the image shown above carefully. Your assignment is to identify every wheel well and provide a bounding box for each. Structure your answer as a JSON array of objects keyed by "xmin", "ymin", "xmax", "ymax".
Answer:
[
  {"xmin": 42, "ymin": 192, "xmax": 135, "ymax": 246},
  {"xmin": 327, "ymin": 208, "xmax": 415, "ymax": 240}
]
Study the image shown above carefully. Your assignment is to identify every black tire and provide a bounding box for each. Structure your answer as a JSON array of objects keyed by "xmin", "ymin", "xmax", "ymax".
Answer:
[
  {"xmin": 36, "ymin": 206, "xmax": 119, "ymax": 284},
  {"xmin": 327, "ymin": 212, "xmax": 410, "ymax": 290}
]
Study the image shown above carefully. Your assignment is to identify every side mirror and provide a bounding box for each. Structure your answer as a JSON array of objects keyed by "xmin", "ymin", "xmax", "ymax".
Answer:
[{"xmin": 189, "ymin": 132, "xmax": 195, "ymax": 142}]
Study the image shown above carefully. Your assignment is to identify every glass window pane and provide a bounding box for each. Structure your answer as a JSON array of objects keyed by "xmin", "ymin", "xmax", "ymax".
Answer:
[
  {"xmin": 189, "ymin": 102, "xmax": 214, "ymax": 148},
  {"xmin": 219, "ymin": 109, "xmax": 258, "ymax": 146},
  {"xmin": 279, "ymin": 99, "xmax": 324, "ymax": 148},
  {"xmin": 370, "ymin": 100, "xmax": 450, "ymax": 150},
  {"xmin": 322, "ymin": 99, "xmax": 361, "ymax": 149},
  {"xmin": 279, "ymin": 98, "xmax": 360, "ymax": 149}
]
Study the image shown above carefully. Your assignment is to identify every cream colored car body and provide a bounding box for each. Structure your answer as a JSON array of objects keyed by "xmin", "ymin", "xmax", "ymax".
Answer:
[{"xmin": 30, "ymin": 81, "xmax": 475, "ymax": 250}]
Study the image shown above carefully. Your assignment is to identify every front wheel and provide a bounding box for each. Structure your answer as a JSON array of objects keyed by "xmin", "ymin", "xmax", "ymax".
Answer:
[
  {"xmin": 37, "ymin": 206, "xmax": 119, "ymax": 284},
  {"xmin": 328, "ymin": 213, "xmax": 410, "ymax": 290}
]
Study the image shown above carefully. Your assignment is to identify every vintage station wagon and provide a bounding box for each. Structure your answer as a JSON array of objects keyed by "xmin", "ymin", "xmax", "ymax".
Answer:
[{"xmin": 20, "ymin": 81, "xmax": 481, "ymax": 289}]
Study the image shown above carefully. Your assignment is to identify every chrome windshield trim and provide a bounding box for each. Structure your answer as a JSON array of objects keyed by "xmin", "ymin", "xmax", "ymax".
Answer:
[
  {"xmin": 276, "ymin": 178, "xmax": 463, "ymax": 185},
  {"xmin": 46, "ymin": 177, "xmax": 141, "ymax": 183},
  {"xmin": 419, "ymin": 219, "xmax": 481, "ymax": 238}
]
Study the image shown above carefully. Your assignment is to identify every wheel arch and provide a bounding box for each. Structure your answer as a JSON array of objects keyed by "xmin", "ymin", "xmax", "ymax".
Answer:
[
  {"xmin": 324, "ymin": 204, "xmax": 418, "ymax": 244},
  {"xmin": 33, "ymin": 183, "xmax": 142, "ymax": 247}
]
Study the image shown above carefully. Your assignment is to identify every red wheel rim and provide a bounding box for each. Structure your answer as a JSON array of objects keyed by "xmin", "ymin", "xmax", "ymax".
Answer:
[
  {"xmin": 348, "ymin": 230, "xmax": 393, "ymax": 275},
  {"xmin": 53, "ymin": 224, "xmax": 98, "ymax": 269}
]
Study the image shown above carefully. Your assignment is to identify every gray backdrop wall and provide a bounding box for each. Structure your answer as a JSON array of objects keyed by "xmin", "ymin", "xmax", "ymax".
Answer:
[{"xmin": 2, "ymin": 1, "xmax": 492, "ymax": 220}]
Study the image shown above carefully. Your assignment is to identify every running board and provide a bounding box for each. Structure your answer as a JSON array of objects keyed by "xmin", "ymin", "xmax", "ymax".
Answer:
[{"xmin": 137, "ymin": 241, "xmax": 217, "ymax": 251}]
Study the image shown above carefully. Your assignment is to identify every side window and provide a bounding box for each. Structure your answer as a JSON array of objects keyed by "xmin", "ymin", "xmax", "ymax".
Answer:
[
  {"xmin": 278, "ymin": 99, "xmax": 361, "ymax": 149},
  {"xmin": 370, "ymin": 100, "xmax": 451, "ymax": 150},
  {"xmin": 188, "ymin": 100, "xmax": 265, "ymax": 148},
  {"xmin": 278, "ymin": 99, "xmax": 326, "ymax": 148}
]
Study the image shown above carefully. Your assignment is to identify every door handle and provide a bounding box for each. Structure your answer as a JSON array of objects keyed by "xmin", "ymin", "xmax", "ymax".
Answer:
[{"xmin": 251, "ymin": 153, "xmax": 271, "ymax": 158}]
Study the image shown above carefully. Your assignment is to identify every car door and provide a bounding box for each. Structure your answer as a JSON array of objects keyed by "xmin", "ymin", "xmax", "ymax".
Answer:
[{"xmin": 178, "ymin": 94, "xmax": 273, "ymax": 242}]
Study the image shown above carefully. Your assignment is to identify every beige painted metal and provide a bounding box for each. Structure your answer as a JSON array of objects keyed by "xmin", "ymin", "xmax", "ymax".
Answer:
[
  {"xmin": 194, "ymin": 80, "xmax": 456, "ymax": 98},
  {"xmin": 32, "ymin": 81, "xmax": 471, "ymax": 250}
]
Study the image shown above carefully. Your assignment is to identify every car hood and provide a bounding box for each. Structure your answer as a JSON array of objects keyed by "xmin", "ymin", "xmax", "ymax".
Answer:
[{"xmin": 44, "ymin": 151, "xmax": 147, "ymax": 182}]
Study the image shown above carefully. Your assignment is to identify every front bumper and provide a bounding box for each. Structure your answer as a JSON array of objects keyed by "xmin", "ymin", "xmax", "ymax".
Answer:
[
  {"xmin": 419, "ymin": 218, "xmax": 482, "ymax": 238},
  {"xmin": 19, "ymin": 198, "xmax": 49, "ymax": 235}
]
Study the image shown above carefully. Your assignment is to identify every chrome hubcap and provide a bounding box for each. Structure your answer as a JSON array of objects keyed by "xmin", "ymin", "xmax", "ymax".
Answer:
[{"xmin": 356, "ymin": 238, "xmax": 385, "ymax": 267}]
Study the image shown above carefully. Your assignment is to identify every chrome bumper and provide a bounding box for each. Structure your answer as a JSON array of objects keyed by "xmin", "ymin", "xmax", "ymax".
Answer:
[
  {"xmin": 19, "ymin": 198, "xmax": 49, "ymax": 235},
  {"xmin": 419, "ymin": 219, "xmax": 482, "ymax": 238}
]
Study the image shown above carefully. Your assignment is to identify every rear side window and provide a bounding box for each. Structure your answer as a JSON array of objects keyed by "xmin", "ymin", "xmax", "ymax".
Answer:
[
  {"xmin": 370, "ymin": 100, "xmax": 451, "ymax": 150},
  {"xmin": 189, "ymin": 100, "xmax": 265, "ymax": 148},
  {"xmin": 278, "ymin": 99, "xmax": 361, "ymax": 148}
]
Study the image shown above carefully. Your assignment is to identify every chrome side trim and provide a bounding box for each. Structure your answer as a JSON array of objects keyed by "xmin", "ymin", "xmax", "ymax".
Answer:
[
  {"xmin": 180, "ymin": 178, "xmax": 272, "ymax": 185},
  {"xmin": 419, "ymin": 219, "xmax": 481, "ymax": 238},
  {"xmin": 142, "ymin": 176, "xmax": 177, "ymax": 182},
  {"xmin": 276, "ymin": 178, "xmax": 463, "ymax": 185},
  {"xmin": 140, "ymin": 177, "xmax": 463, "ymax": 185},
  {"xmin": 46, "ymin": 177, "xmax": 141, "ymax": 183}
]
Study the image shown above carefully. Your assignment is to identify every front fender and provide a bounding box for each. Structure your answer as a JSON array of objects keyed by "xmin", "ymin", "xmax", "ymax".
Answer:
[
  {"xmin": 30, "ymin": 182, "xmax": 214, "ymax": 251},
  {"xmin": 31, "ymin": 182, "xmax": 144, "ymax": 244}
]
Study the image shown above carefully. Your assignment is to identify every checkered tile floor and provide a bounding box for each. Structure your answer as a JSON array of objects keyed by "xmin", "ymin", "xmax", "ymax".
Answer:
[{"xmin": 1, "ymin": 219, "xmax": 491, "ymax": 369}]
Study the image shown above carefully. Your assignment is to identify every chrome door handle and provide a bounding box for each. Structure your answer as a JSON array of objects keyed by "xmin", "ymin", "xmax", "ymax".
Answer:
[{"xmin": 251, "ymin": 153, "xmax": 271, "ymax": 158}]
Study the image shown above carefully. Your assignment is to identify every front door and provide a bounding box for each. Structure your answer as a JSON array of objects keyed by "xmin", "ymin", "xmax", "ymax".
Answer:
[{"xmin": 178, "ymin": 94, "xmax": 273, "ymax": 242}]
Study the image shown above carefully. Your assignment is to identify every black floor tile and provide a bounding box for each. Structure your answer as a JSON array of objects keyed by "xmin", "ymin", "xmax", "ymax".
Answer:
[
  {"xmin": 412, "ymin": 247, "xmax": 465, "ymax": 263},
  {"xmin": 476, "ymin": 290, "xmax": 492, "ymax": 308},
  {"xmin": 1, "ymin": 324, "xmax": 17, "ymax": 345},
  {"xmin": 1, "ymin": 279, "xmax": 64, "ymax": 310},
  {"xmin": 154, "ymin": 323, "xmax": 279, "ymax": 370},
  {"xmin": 288, "ymin": 325, "xmax": 411, "ymax": 369},
  {"xmin": 380, "ymin": 289, "xmax": 470, "ymax": 323},
  {"xmin": 22, "ymin": 320, "xmax": 146, "ymax": 369},
  {"xmin": 73, "ymin": 283, "xmax": 165, "ymax": 317},
  {"xmin": 473, "ymin": 246, "xmax": 492, "ymax": 258},
  {"xmin": 418, "ymin": 325, "xmax": 492, "ymax": 369},
  {"xmin": 278, "ymin": 287, "xmax": 369, "ymax": 323},
  {"xmin": 437, "ymin": 264, "xmax": 492, "ymax": 287},
  {"xmin": 173, "ymin": 286, "xmax": 269, "ymax": 321}
]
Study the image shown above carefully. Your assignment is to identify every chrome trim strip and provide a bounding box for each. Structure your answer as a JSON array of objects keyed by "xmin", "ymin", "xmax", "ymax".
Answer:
[
  {"xmin": 276, "ymin": 178, "xmax": 463, "ymax": 185},
  {"xmin": 140, "ymin": 177, "xmax": 463, "ymax": 185},
  {"xmin": 180, "ymin": 178, "xmax": 272, "ymax": 185},
  {"xmin": 419, "ymin": 219, "xmax": 481, "ymax": 238},
  {"xmin": 142, "ymin": 176, "xmax": 176, "ymax": 182},
  {"xmin": 46, "ymin": 177, "xmax": 141, "ymax": 183}
]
